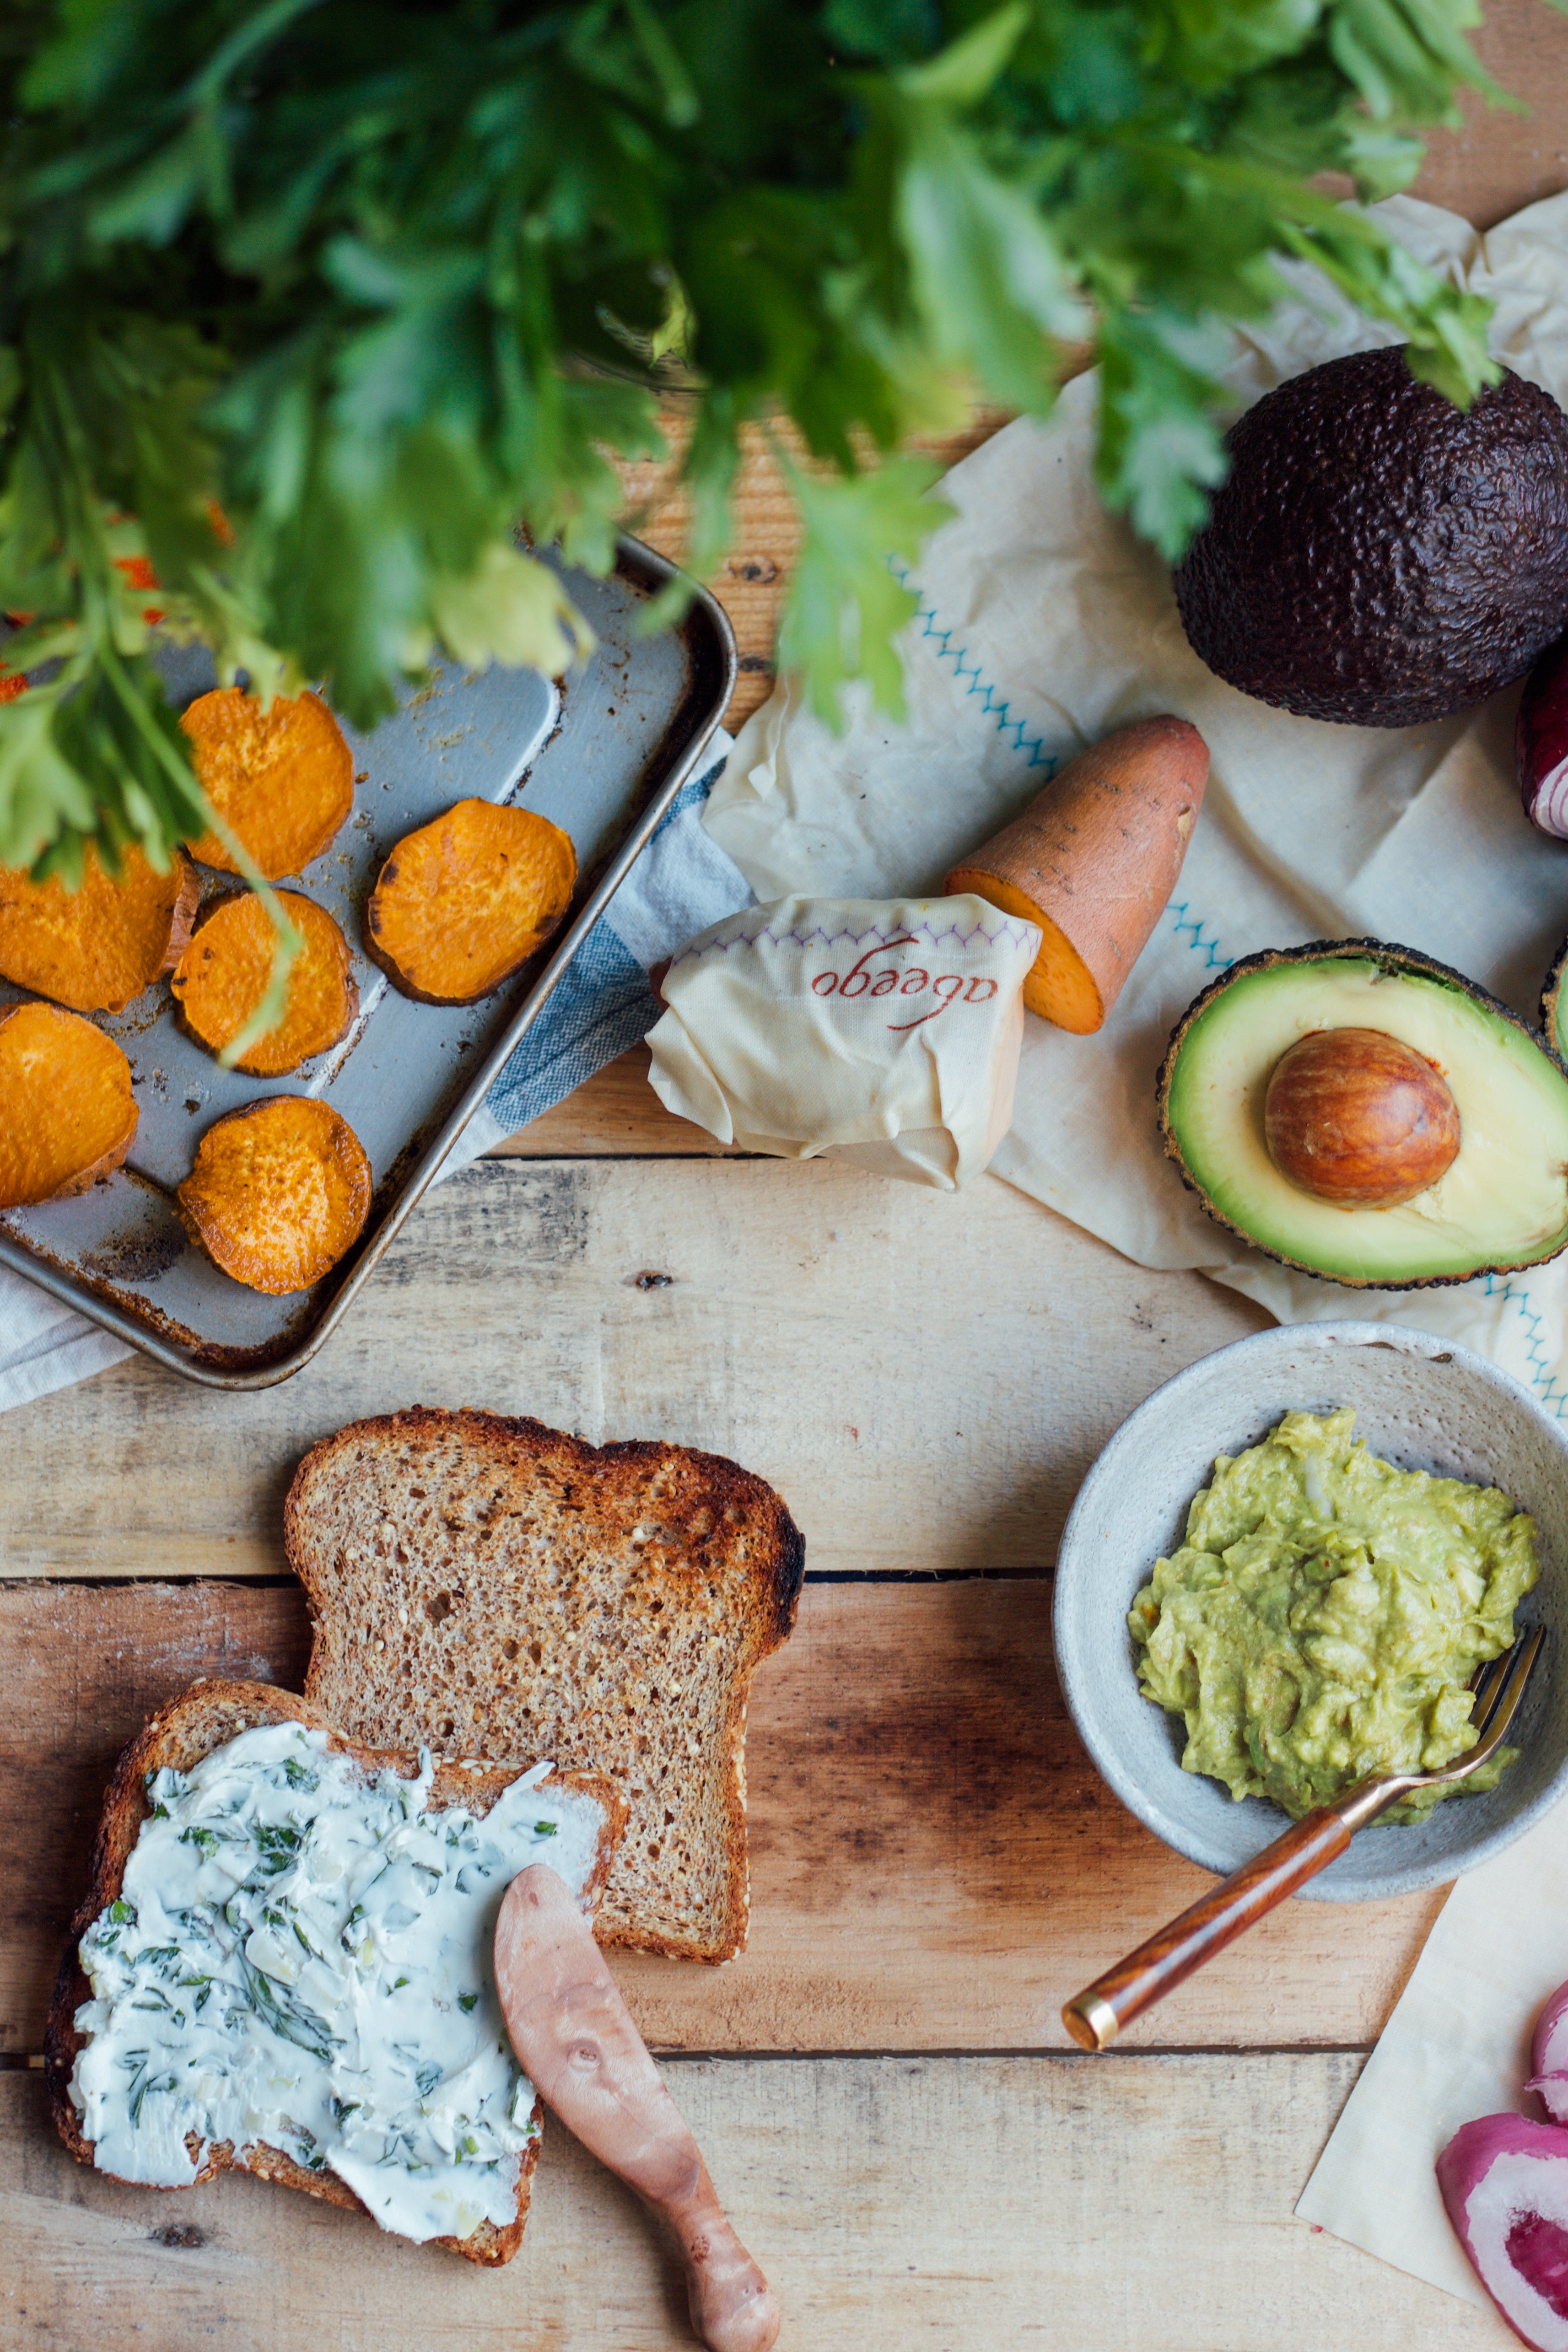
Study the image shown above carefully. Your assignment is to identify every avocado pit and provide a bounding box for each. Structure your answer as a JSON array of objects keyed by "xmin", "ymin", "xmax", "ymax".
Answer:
[
  {"xmin": 1158, "ymin": 940, "xmax": 1568, "ymax": 1288},
  {"xmin": 1264, "ymin": 1026, "xmax": 1460, "ymax": 1208}
]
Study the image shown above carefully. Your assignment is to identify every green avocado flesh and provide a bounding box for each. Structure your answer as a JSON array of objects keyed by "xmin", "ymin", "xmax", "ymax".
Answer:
[
  {"xmin": 1128, "ymin": 1409, "xmax": 1538, "ymax": 1823},
  {"xmin": 1164, "ymin": 955, "xmax": 1568, "ymax": 1284}
]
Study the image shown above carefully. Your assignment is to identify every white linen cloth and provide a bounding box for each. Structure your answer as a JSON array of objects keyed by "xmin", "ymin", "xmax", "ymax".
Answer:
[
  {"xmin": 706, "ymin": 189, "xmax": 1568, "ymax": 1427},
  {"xmin": 645, "ymin": 892, "xmax": 1039, "ymax": 1187},
  {"xmin": 0, "ymin": 733, "xmax": 750, "ymax": 1413}
]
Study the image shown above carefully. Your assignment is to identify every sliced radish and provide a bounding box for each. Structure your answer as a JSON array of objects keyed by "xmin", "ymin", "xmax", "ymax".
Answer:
[
  {"xmin": 1535, "ymin": 1985, "xmax": 1568, "ymax": 2084},
  {"xmin": 1439, "ymin": 2116, "xmax": 1568, "ymax": 2348},
  {"xmin": 1524, "ymin": 1982, "xmax": 1568, "ymax": 2124}
]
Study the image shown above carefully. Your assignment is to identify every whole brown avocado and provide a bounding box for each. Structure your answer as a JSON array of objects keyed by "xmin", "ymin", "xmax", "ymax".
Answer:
[{"xmin": 1173, "ymin": 349, "xmax": 1568, "ymax": 727}]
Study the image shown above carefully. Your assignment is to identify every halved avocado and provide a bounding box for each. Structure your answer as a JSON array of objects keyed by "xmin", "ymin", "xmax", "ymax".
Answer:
[
  {"xmin": 1543, "ymin": 936, "xmax": 1568, "ymax": 1062},
  {"xmin": 1158, "ymin": 940, "xmax": 1568, "ymax": 1288}
]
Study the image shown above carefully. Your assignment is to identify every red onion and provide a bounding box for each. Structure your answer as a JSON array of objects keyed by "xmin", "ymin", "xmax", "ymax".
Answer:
[
  {"xmin": 1530, "ymin": 1981, "xmax": 1568, "ymax": 2126},
  {"xmin": 1439, "ymin": 2115, "xmax": 1568, "ymax": 2347},
  {"xmin": 1518, "ymin": 633, "xmax": 1568, "ymax": 839}
]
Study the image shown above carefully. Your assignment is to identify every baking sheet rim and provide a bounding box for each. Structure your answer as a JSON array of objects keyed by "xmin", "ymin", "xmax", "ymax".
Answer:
[{"xmin": 0, "ymin": 535, "xmax": 738, "ymax": 1391}]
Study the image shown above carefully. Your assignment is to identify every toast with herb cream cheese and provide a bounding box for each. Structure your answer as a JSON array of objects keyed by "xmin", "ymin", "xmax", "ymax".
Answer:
[
  {"xmin": 45, "ymin": 1679, "xmax": 624, "ymax": 2262},
  {"xmin": 286, "ymin": 1408, "xmax": 805, "ymax": 1964}
]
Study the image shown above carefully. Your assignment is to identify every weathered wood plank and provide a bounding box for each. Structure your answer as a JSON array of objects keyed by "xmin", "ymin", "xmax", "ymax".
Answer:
[
  {"xmin": 0, "ymin": 1157, "xmax": 1266, "ymax": 1578},
  {"xmin": 1408, "ymin": 0, "xmax": 1568, "ymax": 230},
  {"xmin": 0, "ymin": 1584, "xmax": 310, "ymax": 2053},
  {"xmin": 620, "ymin": 408, "xmax": 1014, "ymax": 737},
  {"xmin": 490, "ymin": 1047, "xmax": 740, "ymax": 1157},
  {"xmin": 0, "ymin": 1580, "xmax": 1439, "ymax": 2058},
  {"xmin": 0, "ymin": 2057, "xmax": 1510, "ymax": 2350}
]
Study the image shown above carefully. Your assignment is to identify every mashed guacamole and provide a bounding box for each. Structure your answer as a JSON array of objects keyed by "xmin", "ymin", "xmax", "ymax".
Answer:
[{"xmin": 1128, "ymin": 1408, "xmax": 1538, "ymax": 1823}]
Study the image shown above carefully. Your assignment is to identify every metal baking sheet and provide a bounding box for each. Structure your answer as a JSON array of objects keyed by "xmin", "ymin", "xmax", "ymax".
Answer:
[{"xmin": 0, "ymin": 536, "xmax": 736, "ymax": 1387}]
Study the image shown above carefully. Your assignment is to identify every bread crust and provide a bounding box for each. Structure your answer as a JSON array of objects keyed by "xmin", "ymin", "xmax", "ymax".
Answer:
[
  {"xmin": 45, "ymin": 1677, "xmax": 625, "ymax": 2264},
  {"xmin": 286, "ymin": 1408, "xmax": 805, "ymax": 1964}
]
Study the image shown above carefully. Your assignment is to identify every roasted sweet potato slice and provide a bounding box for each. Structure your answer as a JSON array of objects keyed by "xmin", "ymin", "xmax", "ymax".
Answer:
[
  {"xmin": 0, "ymin": 845, "xmax": 198, "ymax": 1014},
  {"xmin": 0, "ymin": 1004, "xmax": 137, "ymax": 1207},
  {"xmin": 180, "ymin": 688, "xmax": 355, "ymax": 879},
  {"xmin": 176, "ymin": 1096, "xmax": 372, "ymax": 1294},
  {"xmin": 366, "ymin": 798, "xmax": 577, "ymax": 1004},
  {"xmin": 172, "ymin": 890, "xmax": 358, "ymax": 1075}
]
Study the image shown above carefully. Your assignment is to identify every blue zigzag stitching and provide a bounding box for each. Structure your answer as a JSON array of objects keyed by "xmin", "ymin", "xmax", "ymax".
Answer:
[
  {"xmin": 888, "ymin": 556, "xmax": 1059, "ymax": 772},
  {"xmin": 1164, "ymin": 899, "xmax": 1233, "ymax": 973},
  {"xmin": 890, "ymin": 557, "xmax": 1237, "ymax": 962},
  {"xmin": 1481, "ymin": 1275, "xmax": 1568, "ymax": 1419}
]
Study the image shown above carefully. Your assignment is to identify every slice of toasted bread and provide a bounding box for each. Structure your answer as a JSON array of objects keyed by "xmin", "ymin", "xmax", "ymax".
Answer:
[
  {"xmin": 286, "ymin": 1409, "xmax": 805, "ymax": 1964},
  {"xmin": 45, "ymin": 1678, "xmax": 624, "ymax": 2265}
]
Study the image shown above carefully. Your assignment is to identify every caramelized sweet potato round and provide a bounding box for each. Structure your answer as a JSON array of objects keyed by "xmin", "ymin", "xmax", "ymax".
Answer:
[
  {"xmin": 177, "ymin": 1096, "xmax": 372, "ymax": 1294},
  {"xmin": 180, "ymin": 689, "xmax": 355, "ymax": 879},
  {"xmin": 366, "ymin": 798, "xmax": 577, "ymax": 1004},
  {"xmin": 172, "ymin": 891, "xmax": 358, "ymax": 1075},
  {"xmin": 0, "ymin": 1004, "xmax": 137, "ymax": 1207},
  {"xmin": 0, "ymin": 845, "xmax": 198, "ymax": 1014},
  {"xmin": 1264, "ymin": 1026, "xmax": 1461, "ymax": 1207}
]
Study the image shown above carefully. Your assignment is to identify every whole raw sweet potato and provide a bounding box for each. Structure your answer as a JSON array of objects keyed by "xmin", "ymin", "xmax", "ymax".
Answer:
[{"xmin": 944, "ymin": 716, "xmax": 1209, "ymax": 1033}]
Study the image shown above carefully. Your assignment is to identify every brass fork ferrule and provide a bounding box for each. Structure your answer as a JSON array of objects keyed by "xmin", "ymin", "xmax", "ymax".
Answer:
[{"xmin": 1062, "ymin": 1992, "xmax": 1121, "ymax": 2052}]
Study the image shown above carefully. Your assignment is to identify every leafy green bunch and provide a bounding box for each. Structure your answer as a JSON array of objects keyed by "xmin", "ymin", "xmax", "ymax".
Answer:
[{"xmin": 0, "ymin": 0, "xmax": 1526, "ymax": 885}]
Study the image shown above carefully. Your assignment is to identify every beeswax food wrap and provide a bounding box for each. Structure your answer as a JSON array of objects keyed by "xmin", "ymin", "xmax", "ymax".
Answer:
[
  {"xmin": 705, "ymin": 190, "xmax": 1568, "ymax": 1418},
  {"xmin": 646, "ymin": 893, "xmax": 1040, "ymax": 1188}
]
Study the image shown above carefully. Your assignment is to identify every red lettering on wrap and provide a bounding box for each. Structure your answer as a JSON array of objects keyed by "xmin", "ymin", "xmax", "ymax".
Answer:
[{"xmin": 808, "ymin": 937, "xmax": 1007, "ymax": 1030}]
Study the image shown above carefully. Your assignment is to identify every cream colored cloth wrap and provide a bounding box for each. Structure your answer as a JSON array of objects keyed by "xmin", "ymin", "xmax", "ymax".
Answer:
[
  {"xmin": 646, "ymin": 894, "xmax": 1040, "ymax": 1188},
  {"xmin": 705, "ymin": 189, "xmax": 1568, "ymax": 1414}
]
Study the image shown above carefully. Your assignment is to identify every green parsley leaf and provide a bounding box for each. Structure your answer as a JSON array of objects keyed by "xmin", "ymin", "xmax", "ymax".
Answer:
[
  {"xmin": 0, "ymin": 0, "xmax": 1523, "ymax": 869},
  {"xmin": 776, "ymin": 454, "xmax": 951, "ymax": 724}
]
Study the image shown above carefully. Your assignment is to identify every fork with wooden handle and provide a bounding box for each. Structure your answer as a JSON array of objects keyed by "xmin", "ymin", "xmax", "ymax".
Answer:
[
  {"xmin": 1062, "ymin": 1626, "xmax": 1546, "ymax": 2053},
  {"xmin": 495, "ymin": 1865, "xmax": 781, "ymax": 2352}
]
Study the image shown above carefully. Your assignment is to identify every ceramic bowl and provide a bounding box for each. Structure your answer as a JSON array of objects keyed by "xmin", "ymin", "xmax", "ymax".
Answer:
[{"xmin": 1053, "ymin": 1320, "xmax": 1568, "ymax": 1899}]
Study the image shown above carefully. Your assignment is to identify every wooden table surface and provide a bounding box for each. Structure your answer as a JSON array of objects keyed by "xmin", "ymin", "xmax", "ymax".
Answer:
[{"xmin": 5, "ymin": 18, "xmax": 1568, "ymax": 2346}]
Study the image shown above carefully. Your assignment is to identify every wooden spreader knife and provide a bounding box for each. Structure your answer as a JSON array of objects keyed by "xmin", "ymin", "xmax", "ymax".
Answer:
[{"xmin": 495, "ymin": 1865, "xmax": 781, "ymax": 2352}]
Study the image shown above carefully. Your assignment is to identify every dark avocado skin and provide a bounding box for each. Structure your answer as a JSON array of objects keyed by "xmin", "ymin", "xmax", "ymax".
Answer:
[
  {"xmin": 1158, "ymin": 937, "xmax": 1568, "ymax": 1289},
  {"xmin": 1173, "ymin": 351, "xmax": 1568, "ymax": 727}
]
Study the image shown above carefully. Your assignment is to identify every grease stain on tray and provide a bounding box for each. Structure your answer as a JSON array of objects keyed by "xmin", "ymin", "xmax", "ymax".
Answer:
[{"xmin": 80, "ymin": 1222, "xmax": 188, "ymax": 1286}]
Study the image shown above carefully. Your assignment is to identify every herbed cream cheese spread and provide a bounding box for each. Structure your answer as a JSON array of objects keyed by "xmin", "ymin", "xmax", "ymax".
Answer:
[
  {"xmin": 1128, "ymin": 1408, "xmax": 1539, "ymax": 1822},
  {"xmin": 69, "ymin": 1721, "xmax": 605, "ymax": 2243}
]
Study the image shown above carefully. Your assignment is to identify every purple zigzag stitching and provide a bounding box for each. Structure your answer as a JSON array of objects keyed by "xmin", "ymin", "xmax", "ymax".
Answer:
[{"xmin": 665, "ymin": 911, "xmax": 1039, "ymax": 976}]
